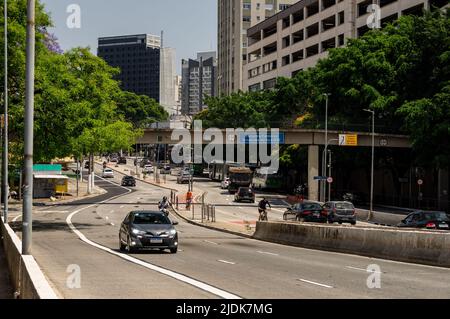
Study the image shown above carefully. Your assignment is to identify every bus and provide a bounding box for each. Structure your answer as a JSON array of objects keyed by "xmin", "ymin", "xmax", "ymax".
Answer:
[
  {"xmin": 252, "ymin": 167, "xmax": 283, "ymax": 191},
  {"xmin": 228, "ymin": 167, "xmax": 254, "ymax": 194},
  {"xmin": 208, "ymin": 160, "xmax": 240, "ymax": 181}
]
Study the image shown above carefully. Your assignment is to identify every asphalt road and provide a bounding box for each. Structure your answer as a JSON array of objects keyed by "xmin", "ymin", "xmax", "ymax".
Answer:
[{"xmin": 7, "ymin": 168, "xmax": 450, "ymax": 299}]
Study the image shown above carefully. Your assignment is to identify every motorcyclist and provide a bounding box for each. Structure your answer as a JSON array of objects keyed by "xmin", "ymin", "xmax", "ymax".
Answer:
[
  {"xmin": 258, "ymin": 198, "xmax": 271, "ymax": 221},
  {"xmin": 158, "ymin": 196, "xmax": 170, "ymax": 215}
]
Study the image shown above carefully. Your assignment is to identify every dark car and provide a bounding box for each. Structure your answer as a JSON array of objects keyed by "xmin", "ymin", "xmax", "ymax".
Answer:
[
  {"xmin": 323, "ymin": 201, "xmax": 357, "ymax": 225},
  {"xmin": 121, "ymin": 176, "xmax": 136, "ymax": 187},
  {"xmin": 234, "ymin": 187, "xmax": 255, "ymax": 203},
  {"xmin": 283, "ymin": 201, "xmax": 327, "ymax": 223},
  {"xmin": 119, "ymin": 211, "xmax": 179, "ymax": 253},
  {"xmin": 118, "ymin": 157, "xmax": 127, "ymax": 165},
  {"xmin": 398, "ymin": 211, "xmax": 450, "ymax": 230}
]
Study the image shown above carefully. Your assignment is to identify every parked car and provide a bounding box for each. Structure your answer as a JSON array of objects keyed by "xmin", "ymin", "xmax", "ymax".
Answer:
[
  {"xmin": 119, "ymin": 211, "xmax": 179, "ymax": 253},
  {"xmin": 323, "ymin": 201, "xmax": 357, "ymax": 225},
  {"xmin": 397, "ymin": 211, "xmax": 450, "ymax": 230},
  {"xmin": 102, "ymin": 168, "xmax": 114, "ymax": 178},
  {"xmin": 142, "ymin": 164, "xmax": 154, "ymax": 174},
  {"xmin": 110, "ymin": 157, "xmax": 118, "ymax": 163},
  {"xmin": 234, "ymin": 187, "xmax": 255, "ymax": 203},
  {"xmin": 121, "ymin": 176, "xmax": 136, "ymax": 187},
  {"xmin": 283, "ymin": 201, "xmax": 327, "ymax": 223},
  {"xmin": 160, "ymin": 165, "xmax": 171, "ymax": 175},
  {"xmin": 177, "ymin": 171, "xmax": 192, "ymax": 184},
  {"xmin": 134, "ymin": 157, "xmax": 143, "ymax": 166},
  {"xmin": 118, "ymin": 157, "xmax": 127, "ymax": 165},
  {"xmin": 221, "ymin": 178, "xmax": 230, "ymax": 189}
]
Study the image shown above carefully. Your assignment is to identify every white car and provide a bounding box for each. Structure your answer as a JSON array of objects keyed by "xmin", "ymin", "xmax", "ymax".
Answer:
[
  {"xmin": 221, "ymin": 178, "xmax": 230, "ymax": 189},
  {"xmin": 102, "ymin": 168, "xmax": 114, "ymax": 178},
  {"xmin": 142, "ymin": 164, "xmax": 154, "ymax": 174}
]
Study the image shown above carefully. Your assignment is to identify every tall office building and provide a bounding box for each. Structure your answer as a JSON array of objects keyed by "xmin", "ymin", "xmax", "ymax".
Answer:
[
  {"xmin": 98, "ymin": 34, "xmax": 161, "ymax": 101},
  {"xmin": 160, "ymin": 47, "xmax": 177, "ymax": 115},
  {"xmin": 181, "ymin": 52, "xmax": 217, "ymax": 116},
  {"xmin": 217, "ymin": 0, "xmax": 298, "ymax": 95}
]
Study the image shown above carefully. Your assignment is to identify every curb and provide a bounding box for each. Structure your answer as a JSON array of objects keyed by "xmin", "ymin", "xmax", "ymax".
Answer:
[{"xmin": 170, "ymin": 204, "xmax": 254, "ymax": 239}]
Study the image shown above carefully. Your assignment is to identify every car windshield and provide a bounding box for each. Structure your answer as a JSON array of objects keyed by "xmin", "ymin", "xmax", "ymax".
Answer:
[
  {"xmin": 335, "ymin": 202, "xmax": 354, "ymax": 210},
  {"xmin": 104, "ymin": 169, "xmax": 112, "ymax": 173},
  {"xmin": 301, "ymin": 203, "xmax": 322, "ymax": 210},
  {"xmin": 239, "ymin": 188, "xmax": 251, "ymax": 194},
  {"xmin": 132, "ymin": 213, "xmax": 170, "ymax": 225},
  {"xmin": 423, "ymin": 212, "xmax": 448, "ymax": 221}
]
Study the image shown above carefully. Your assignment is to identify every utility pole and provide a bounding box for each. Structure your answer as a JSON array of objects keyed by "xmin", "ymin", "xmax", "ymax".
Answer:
[
  {"xmin": 3, "ymin": 0, "xmax": 8, "ymax": 223},
  {"xmin": 328, "ymin": 150, "xmax": 332, "ymax": 202},
  {"xmin": 322, "ymin": 93, "xmax": 331, "ymax": 202},
  {"xmin": 22, "ymin": 0, "xmax": 35, "ymax": 255},
  {"xmin": 364, "ymin": 109, "xmax": 375, "ymax": 221}
]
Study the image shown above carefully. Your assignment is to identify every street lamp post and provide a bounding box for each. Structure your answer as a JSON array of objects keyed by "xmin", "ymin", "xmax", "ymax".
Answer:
[
  {"xmin": 322, "ymin": 138, "xmax": 338, "ymax": 202},
  {"xmin": 364, "ymin": 109, "xmax": 375, "ymax": 221},
  {"xmin": 22, "ymin": 0, "xmax": 35, "ymax": 255},
  {"xmin": 322, "ymin": 93, "xmax": 331, "ymax": 203},
  {"xmin": 3, "ymin": 0, "xmax": 8, "ymax": 223}
]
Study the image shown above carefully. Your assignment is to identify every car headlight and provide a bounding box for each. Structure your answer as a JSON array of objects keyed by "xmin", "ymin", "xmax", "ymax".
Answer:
[
  {"xmin": 169, "ymin": 229, "xmax": 177, "ymax": 236},
  {"xmin": 132, "ymin": 228, "xmax": 145, "ymax": 235}
]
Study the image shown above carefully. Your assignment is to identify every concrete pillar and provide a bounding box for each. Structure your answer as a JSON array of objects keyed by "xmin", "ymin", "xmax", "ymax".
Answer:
[{"xmin": 308, "ymin": 145, "xmax": 319, "ymax": 201}]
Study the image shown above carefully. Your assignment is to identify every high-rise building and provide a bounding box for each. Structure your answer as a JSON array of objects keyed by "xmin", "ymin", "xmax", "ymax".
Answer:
[
  {"xmin": 243, "ymin": 0, "xmax": 449, "ymax": 92},
  {"xmin": 160, "ymin": 47, "xmax": 177, "ymax": 115},
  {"xmin": 217, "ymin": 0, "xmax": 298, "ymax": 95},
  {"xmin": 97, "ymin": 34, "xmax": 161, "ymax": 101},
  {"xmin": 174, "ymin": 75, "xmax": 182, "ymax": 116},
  {"xmin": 181, "ymin": 52, "xmax": 217, "ymax": 116}
]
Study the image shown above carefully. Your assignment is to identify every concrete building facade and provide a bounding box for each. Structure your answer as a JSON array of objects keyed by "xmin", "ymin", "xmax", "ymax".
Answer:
[
  {"xmin": 160, "ymin": 47, "xmax": 177, "ymax": 115},
  {"xmin": 181, "ymin": 52, "xmax": 217, "ymax": 116},
  {"xmin": 243, "ymin": 0, "xmax": 448, "ymax": 92},
  {"xmin": 98, "ymin": 34, "xmax": 161, "ymax": 101},
  {"xmin": 218, "ymin": 0, "xmax": 299, "ymax": 95}
]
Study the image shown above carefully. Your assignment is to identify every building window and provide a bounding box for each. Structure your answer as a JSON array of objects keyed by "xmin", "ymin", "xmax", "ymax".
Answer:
[
  {"xmin": 321, "ymin": 37, "xmax": 336, "ymax": 52},
  {"xmin": 249, "ymin": 83, "xmax": 261, "ymax": 92},
  {"xmin": 306, "ymin": 44, "xmax": 319, "ymax": 57},
  {"xmin": 306, "ymin": 1, "xmax": 319, "ymax": 18},
  {"xmin": 306, "ymin": 22, "xmax": 319, "ymax": 38},
  {"xmin": 282, "ymin": 16, "xmax": 291, "ymax": 29},
  {"xmin": 243, "ymin": 3, "xmax": 251, "ymax": 10},
  {"xmin": 358, "ymin": 0, "xmax": 372, "ymax": 17},
  {"xmin": 282, "ymin": 36, "xmax": 291, "ymax": 48},
  {"xmin": 292, "ymin": 9, "xmax": 304, "ymax": 24},
  {"xmin": 322, "ymin": 15, "xmax": 336, "ymax": 31},
  {"xmin": 263, "ymin": 78, "xmax": 277, "ymax": 90},
  {"xmin": 292, "ymin": 69, "xmax": 303, "ymax": 77},
  {"xmin": 292, "ymin": 29, "xmax": 304, "ymax": 44},
  {"xmin": 338, "ymin": 11, "xmax": 345, "ymax": 25},
  {"xmin": 282, "ymin": 55, "xmax": 291, "ymax": 66},
  {"xmin": 322, "ymin": 0, "xmax": 336, "ymax": 10},
  {"xmin": 292, "ymin": 49, "xmax": 304, "ymax": 63},
  {"xmin": 338, "ymin": 34, "xmax": 345, "ymax": 46}
]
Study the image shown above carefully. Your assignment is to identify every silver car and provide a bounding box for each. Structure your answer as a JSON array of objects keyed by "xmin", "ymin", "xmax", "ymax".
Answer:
[
  {"xmin": 177, "ymin": 172, "xmax": 191, "ymax": 184},
  {"xmin": 102, "ymin": 168, "xmax": 114, "ymax": 178}
]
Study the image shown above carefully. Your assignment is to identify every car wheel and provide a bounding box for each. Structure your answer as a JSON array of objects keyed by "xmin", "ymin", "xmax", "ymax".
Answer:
[
  {"xmin": 351, "ymin": 222, "xmax": 356, "ymax": 226},
  {"xmin": 170, "ymin": 247, "xmax": 178, "ymax": 254},
  {"xmin": 283, "ymin": 213, "xmax": 287, "ymax": 221},
  {"xmin": 126, "ymin": 236, "xmax": 134, "ymax": 253},
  {"xmin": 296, "ymin": 216, "xmax": 305, "ymax": 222},
  {"xmin": 119, "ymin": 238, "xmax": 126, "ymax": 251}
]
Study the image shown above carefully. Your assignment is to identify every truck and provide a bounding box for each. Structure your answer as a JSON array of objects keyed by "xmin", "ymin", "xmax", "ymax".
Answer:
[{"xmin": 228, "ymin": 167, "xmax": 253, "ymax": 194}]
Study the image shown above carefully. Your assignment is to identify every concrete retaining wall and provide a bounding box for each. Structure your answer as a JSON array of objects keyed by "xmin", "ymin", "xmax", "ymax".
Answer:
[
  {"xmin": 0, "ymin": 218, "xmax": 58, "ymax": 299},
  {"xmin": 254, "ymin": 222, "xmax": 450, "ymax": 268}
]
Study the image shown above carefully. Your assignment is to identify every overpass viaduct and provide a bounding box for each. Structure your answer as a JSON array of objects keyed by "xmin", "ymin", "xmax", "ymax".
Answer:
[{"xmin": 136, "ymin": 128, "xmax": 411, "ymax": 201}]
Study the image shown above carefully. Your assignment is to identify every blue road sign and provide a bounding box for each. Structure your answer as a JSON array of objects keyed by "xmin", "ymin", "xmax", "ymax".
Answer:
[
  {"xmin": 314, "ymin": 176, "xmax": 328, "ymax": 180},
  {"xmin": 239, "ymin": 132, "xmax": 285, "ymax": 145}
]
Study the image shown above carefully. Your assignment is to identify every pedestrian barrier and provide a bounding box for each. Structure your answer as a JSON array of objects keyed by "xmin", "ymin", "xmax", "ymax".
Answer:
[
  {"xmin": 0, "ymin": 218, "xmax": 58, "ymax": 299},
  {"xmin": 254, "ymin": 221, "xmax": 450, "ymax": 268}
]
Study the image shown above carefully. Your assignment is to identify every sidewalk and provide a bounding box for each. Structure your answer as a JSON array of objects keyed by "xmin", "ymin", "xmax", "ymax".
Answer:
[{"xmin": 0, "ymin": 242, "xmax": 13, "ymax": 299}]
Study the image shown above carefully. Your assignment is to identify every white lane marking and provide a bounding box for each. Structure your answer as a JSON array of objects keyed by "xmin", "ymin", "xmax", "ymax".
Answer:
[
  {"xmin": 346, "ymin": 266, "xmax": 383, "ymax": 274},
  {"xmin": 120, "ymin": 205, "xmax": 125, "ymax": 209},
  {"xmin": 110, "ymin": 210, "xmax": 114, "ymax": 214},
  {"xmin": 12, "ymin": 215, "xmax": 21, "ymax": 222},
  {"xmin": 66, "ymin": 179, "xmax": 240, "ymax": 300},
  {"xmin": 218, "ymin": 260, "xmax": 236, "ymax": 265},
  {"xmin": 36, "ymin": 210, "xmax": 70, "ymax": 214},
  {"xmin": 257, "ymin": 251, "xmax": 279, "ymax": 256},
  {"xmin": 297, "ymin": 279, "xmax": 333, "ymax": 289},
  {"xmin": 203, "ymin": 240, "xmax": 219, "ymax": 245},
  {"xmin": 105, "ymin": 216, "xmax": 109, "ymax": 220},
  {"xmin": 109, "ymin": 223, "xmax": 115, "ymax": 226}
]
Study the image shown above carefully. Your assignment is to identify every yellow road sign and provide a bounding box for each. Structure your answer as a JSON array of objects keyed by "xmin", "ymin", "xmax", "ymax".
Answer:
[{"xmin": 339, "ymin": 134, "xmax": 358, "ymax": 147}]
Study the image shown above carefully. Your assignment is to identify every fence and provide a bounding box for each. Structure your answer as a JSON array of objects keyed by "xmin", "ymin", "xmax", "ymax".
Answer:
[{"xmin": 170, "ymin": 190, "xmax": 216, "ymax": 223}]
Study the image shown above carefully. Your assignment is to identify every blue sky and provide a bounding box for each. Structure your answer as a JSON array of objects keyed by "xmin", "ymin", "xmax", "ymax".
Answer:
[{"xmin": 40, "ymin": 0, "xmax": 218, "ymax": 73}]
